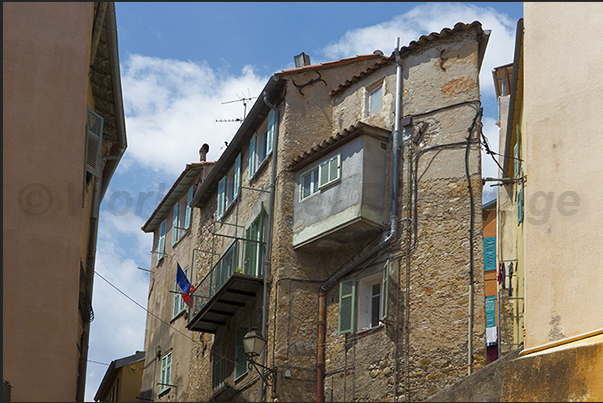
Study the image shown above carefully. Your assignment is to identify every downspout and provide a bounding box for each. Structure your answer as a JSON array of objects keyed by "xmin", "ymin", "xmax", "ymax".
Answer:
[
  {"xmin": 316, "ymin": 37, "xmax": 404, "ymax": 402},
  {"xmin": 261, "ymin": 90, "xmax": 279, "ymax": 402}
]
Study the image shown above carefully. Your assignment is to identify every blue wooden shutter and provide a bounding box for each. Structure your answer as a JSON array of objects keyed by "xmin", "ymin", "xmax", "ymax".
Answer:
[
  {"xmin": 382, "ymin": 260, "xmax": 389, "ymax": 319},
  {"xmin": 185, "ymin": 186, "xmax": 193, "ymax": 230},
  {"xmin": 217, "ymin": 177, "xmax": 226, "ymax": 219},
  {"xmin": 172, "ymin": 203, "xmax": 179, "ymax": 246},
  {"xmin": 484, "ymin": 236, "xmax": 496, "ymax": 271},
  {"xmin": 86, "ymin": 108, "xmax": 104, "ymax": 177},
  {"xmin": 338, "ymin": 279, "xmax": 356, "ymax": 334},
  {"xmin": 266, "ymin": 109, "xmax": 275, "ymax": 156},
  {"xmin": 248, "ymin": 133, "xmax": 257, "ymax": 180},
  {"xmin": 234, "ymin": 154, "xmax": 241, "ymax": 200}
]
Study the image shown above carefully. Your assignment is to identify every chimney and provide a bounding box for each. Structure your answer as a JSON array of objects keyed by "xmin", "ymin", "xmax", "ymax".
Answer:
[
  {"xmin": 294, "ymin": 52, "xmax": 311, "ymax": 68},
  {"xmin": 199, "ymin": 143, "xmax": 209, "ymax": 161}
]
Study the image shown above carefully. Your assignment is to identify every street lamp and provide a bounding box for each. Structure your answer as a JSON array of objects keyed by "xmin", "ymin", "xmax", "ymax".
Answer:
[{"xmin": 243, "ymin": 330, "xmax": 276, "ymax": 391}]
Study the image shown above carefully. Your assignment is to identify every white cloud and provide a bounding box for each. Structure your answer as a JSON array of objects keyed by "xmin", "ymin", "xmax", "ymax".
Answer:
[
  {"xmin": 320, "ymin": 2, "xmax": 517, "ymax": 99},
  {"xmin": 121, "ymin": 55, "xmax": 268, "ymax": 177}
]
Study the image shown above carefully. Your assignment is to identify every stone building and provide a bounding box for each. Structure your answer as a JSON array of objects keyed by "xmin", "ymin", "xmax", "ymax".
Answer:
[
  {"xmin": 3, "ymin": 3, "xmax": 127, "ymax": 401},
  {"xmin": 139, "ymin": 149, "xmax": 215, "ymax": 402},
  {"xmin": 141, "ymin": 21, "xmax": 490, "ymax": 402}
]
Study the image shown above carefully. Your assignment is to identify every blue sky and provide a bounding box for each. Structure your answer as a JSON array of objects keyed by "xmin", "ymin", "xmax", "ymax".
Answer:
[{"xmin": 85, "ymin": 2, "xmax": 523, "ymax": 401}]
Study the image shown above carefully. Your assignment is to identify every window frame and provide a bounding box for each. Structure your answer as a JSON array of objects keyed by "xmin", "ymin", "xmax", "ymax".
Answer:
[
  {"xmin": 173, "ymin": 266, "xmax": 188, "ymax": 318},
  {"xmin": 318, "ymin": 154, "xmax": 341, "ymax": 189},
  {"xmin": 234, "ymin": 328, "xmax": 248, "ymax": 380},
  {"xmin": 160, "ymin": 351, "xmax": 172, "ymax": 394},
  {"xmin": 243, "ymin": 209, "xmax": 267, "ymax": 277},
  {"xmin": 157, "ymin": 220, "xmax": 167, "ymax": 265},
  {"xmin": 300, "ymin": 166, "xmax": 320, "ymax": 201},
  {"xmin": 248, "ymin": 110, "xmax": 276, "ymax": 181},
  {"xmin": 367, "ymin": 82, "xmax": 383, "ymax": 115},
  {"xmin": 212, "ymin": 343, "xmax": 227, "ymax": 395}
]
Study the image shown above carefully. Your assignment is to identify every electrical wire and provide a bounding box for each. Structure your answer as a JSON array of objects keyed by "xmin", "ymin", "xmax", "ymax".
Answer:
[
  {"xmin": 88, "ymin": 359, "xmax": 110, "ymax": 366},
  {"xmin": 92, "ymin": 268, "xmax": 240, "ymax": 367}
]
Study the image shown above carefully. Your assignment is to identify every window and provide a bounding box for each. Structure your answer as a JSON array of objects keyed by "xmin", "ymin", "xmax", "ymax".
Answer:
[
  {"xmin": 184, "ymin": 185, "xmax": 194, "ymax": 230},
  {"xmin": 108, "ymin": 379, "xmax": 118, "ymax": 402},
  {"xmin": 484, "ymin": 236, "xmax": 496, "ymax": 271},
  {"xmin": 214, "ymin": 241, "xmax": 239, "ymax": 291},
  {"xmin": 217, "ymin": 154, "xmax": 241, "ymax": 220},
  {"xmin": 213, "ymin": 343, "xmax": 226, "ymax": 394},
  {"xmin": 243, "ymin": 209, "xmax": 267, "ymax": 277},
  {"xmin": 368, "ymin": 83, "xmax": 383, "ymax": 115},
  {"xmin": 235, "ymin": 328, "xmax": 248, "ymax": 379},
  {"xmin": 339, "ymin": 261, "xmax": 389, "ymax": 334},
  {"xmin": 300, "ymin": 167, "xmax": 319, "ymax": 200},
  {"xmin": 171, "ymin": 202, "xmax": 179, "ymax": 247},
  {"xmin": 248, "ymin": 109, "xmax": 276, "ymax": 180},
  {"xmin": 156, "ymin": 220, "xmax": 167, "ymax": 265},
  {"xmin": 318, "ymin": 154, "xmax": 341, "ymax": 189},
  {"xmin": 85, "ymin": 108, "xmax": 104, "ymax": 179},
  {"xmin": 173, "ymin": 266, "xmax": 188, "ymax": 317},
  {"xmin": 160, "ymin": 351, "xmax": 172, "ymax": 393},
  {"xmin": 517, "ymin": 169, "xmax": 524, "ymax": 225}
]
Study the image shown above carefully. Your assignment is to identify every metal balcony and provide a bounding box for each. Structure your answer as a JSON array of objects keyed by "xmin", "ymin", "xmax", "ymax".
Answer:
[{"xmin": 187, "ymin": 238, "xmax": 264, "ymax": 333}]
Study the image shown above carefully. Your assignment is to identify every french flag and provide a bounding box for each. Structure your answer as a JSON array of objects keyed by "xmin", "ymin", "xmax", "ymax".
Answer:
[{"xmin": 176, "ymin": 262, "xmax": 194, "ymax": 307}]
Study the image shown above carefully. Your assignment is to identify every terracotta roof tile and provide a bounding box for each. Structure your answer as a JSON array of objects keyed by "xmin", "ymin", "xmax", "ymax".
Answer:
[
  {"xmin": 275, "ymin": 54, "xmax": 385, "ymax": 76},
  {"xmin": 288, "ymin": 121, "xmax": 390, "ymax": 170},
  {"xmin": 329, "ymin": 21, "xmax": 484, "ymax": 96}
]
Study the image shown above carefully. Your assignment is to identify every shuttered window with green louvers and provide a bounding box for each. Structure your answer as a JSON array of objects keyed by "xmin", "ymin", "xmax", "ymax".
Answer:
[
  {"xmin": 86, "ymin": 108, "xmax": 103, "ymax": 178},
  {"xmin": 338, "ymin": 279, "xmax": 356, "ymax": 334}
]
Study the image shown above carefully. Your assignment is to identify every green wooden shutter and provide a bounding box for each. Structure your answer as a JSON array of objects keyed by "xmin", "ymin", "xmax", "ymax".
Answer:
[
  {"xmin": 382, "ymin": 260, "xmax": 389, "ymax": 319},
  {"xmin": 266, "ymin": 109, "xmax": 275, "ymax": 155},
  {"xmin": 234, "ymin": 153, "xmax": 241, "ymax": 200},
  {"xmin": 484, "ymin": 236, "xmax": 496, "ymax": 271},
  {"xmin": 217, "ymin": 177, "xmax": 226, "ymax": 219},
  {"xmin": 331, "ymin": 154, "xmax": 341, "ymax": 182},
  {"xmin": 319, "ymin": 159, "xmax": 329, "ymax": 188},
  {"xmin": 172, "ymin": 202, "xmax": 179, "ymax": 246},
  {"xmin": 85, "ymin": 108, "xmax": 104, "ymax": 177},
  {"xmin": 185, "ymin": 186, "xmax": 193, "ymax": 230},
  {"xmin": 249, "ymin": 133, "xmax": 257, "ymax": 180},
  {"xmin": 338, "ymin": 279, "xmax": 356, "ymax": 334}
]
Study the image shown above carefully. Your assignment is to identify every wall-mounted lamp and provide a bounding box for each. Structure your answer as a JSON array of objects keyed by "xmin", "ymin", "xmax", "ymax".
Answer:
[{"xmin": 243, "ymin": 330, "xmax": 277, "ymax": 390}]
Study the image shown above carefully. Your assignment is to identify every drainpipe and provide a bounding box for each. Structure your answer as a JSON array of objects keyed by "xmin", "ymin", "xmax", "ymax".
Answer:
[
  {"xmin": 316, "ymin": 37, "xmax": 404, "ymax": 402},
  {"xmin": 261, "ymin": 91, "xmax": 279, "ymax": 402}
]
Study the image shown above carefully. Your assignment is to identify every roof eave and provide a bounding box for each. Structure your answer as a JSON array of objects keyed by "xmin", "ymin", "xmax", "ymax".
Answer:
[{"xmin": 190, "ymin": 75, "xmax": 286, "ymax": 208}]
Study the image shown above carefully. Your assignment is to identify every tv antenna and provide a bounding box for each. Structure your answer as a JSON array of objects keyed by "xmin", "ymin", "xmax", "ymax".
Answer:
[{"xmin": 215, "ymin": 90, "xmax": 257, "ymax": 123}]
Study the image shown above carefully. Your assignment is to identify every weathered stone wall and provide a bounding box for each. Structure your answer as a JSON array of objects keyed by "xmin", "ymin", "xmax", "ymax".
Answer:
[{"xmin": 141, "ymin": 169, "xmax": 207, "ymax": 402}]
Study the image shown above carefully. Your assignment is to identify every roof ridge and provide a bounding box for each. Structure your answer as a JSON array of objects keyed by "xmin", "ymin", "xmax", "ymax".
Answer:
[{"xmin": 330, "ymin": 21, "xmax": 484, "ymax": 96}]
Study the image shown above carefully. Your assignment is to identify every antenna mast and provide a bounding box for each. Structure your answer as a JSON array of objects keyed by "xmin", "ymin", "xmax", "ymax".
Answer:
[{"xmin": 216, "ymin": 91, "xmax": 257, "ymax": 124}]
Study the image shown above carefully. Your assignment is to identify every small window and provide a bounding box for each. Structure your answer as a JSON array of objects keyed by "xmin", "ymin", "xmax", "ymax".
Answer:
[
  {"xmin": 300, "ymin": 168, "xmax": 319, "ymax": 200},
  {"xmin": 248, "ymin": 110, "xmax": 276, "ymax": 180},
  {"xmin": 234, "ymin": 328, "xmax": 248, "ymax": 379},
  {"xmin": 171, "ymin": 202, "xmax": 180, "ymax": 247},
  {"xmin": 213, "ymin": 343, "xmax": 226, "ymax": 394},
  {"xmin": 160, "ymin": 352, "xmax": 172, "ymax": 393},
  {"xmin": 184, "ymin": 186, "xmax": 194, "ymax": 230},
  {"xmin": 157, "ymin": 220, "xmax": 167, "ymax": 265},
  {"xmin": 244, "ymin": 209, "xmax": 267, "ymax": 277},
  {"xmin": 173, "ymin": 266, "xmax": 188, "ymax": 317},
  {"xmin": 368, "ymin": 84, "xmax": 383, "ymax": 115},
  {"xmin": 217, "ymin": 154, "xmax": 241, "ymax": 220},
  {"xmin": 318, "ymin": 154, "xmax": 341, "ymax": 189}
]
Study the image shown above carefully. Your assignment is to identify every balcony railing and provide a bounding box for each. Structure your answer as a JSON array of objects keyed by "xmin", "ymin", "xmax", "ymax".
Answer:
[{"xmin": 187, "ymin": 237, "xmax": 265, "ymax": 332}]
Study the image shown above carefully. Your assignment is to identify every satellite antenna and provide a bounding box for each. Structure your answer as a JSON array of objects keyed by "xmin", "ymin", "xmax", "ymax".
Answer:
[{"xmin": 215, "ymin": 90, "xmax": 257, "ymax": 123}]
